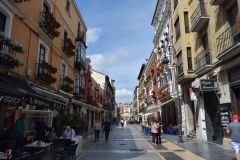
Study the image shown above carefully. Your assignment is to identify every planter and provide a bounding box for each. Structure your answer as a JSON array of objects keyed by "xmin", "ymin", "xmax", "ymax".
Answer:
[{"xmin": 64, "ymin": 76, "xmax": 74, "ymax": 84}]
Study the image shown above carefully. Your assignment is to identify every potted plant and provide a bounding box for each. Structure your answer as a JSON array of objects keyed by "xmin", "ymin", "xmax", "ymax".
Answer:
[{"xmin": 64, "ymin": 76, "xmax": 74, "ymax": 84}]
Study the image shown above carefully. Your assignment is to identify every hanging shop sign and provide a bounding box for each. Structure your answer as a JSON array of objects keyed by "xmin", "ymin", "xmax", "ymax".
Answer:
[
  {"xmin": 200, "ymin": 79, "xmax": 219, "ymax": 91},
  {"xmin": 0, "ymin": 94, "xmax": 22, "ymax": 106}
]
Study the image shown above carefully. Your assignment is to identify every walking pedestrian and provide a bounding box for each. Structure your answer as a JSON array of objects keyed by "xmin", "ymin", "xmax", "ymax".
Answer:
[
  {"xmin": 227, "ymin": 115, "xmax": 240, "ymax": 160},
  {"xmin": 14, "ymin": 113, "xmax": 27, "ymax": 149},
  {"xmin": 121, "ymin": 119, "xmax": 124, "ymax": 127},
  {"xmin": 94, "ymin": 120, "xmax": 101, "ymax": 142},
  {"xmin": 151, "ymin": 120, "xmax": 158, "ymax": 145},
  {"xmin": 156, "ymin": 122, "xmax": 162, "ymax": 144},
  {"xmin": 34, "ymin": 117, "xmax": 49, "ymax": 142},
  {"xmin": 124, "ymin": 120, "xmax": 127, "ymax": 127},
  {"xmin": 103, "ymin": 118, "xmax": 112, "ymax": 141}
]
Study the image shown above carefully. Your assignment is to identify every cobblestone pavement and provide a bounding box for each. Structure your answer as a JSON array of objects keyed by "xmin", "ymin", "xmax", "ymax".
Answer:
[{"xmin": 77, "ymin": 124, "xmax": 235, "ymax": 160}]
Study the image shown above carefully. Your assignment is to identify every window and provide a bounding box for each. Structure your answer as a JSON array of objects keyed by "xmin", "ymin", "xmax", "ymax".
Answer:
[
  {"xmin": 174, "ymin": 18, "xmax": 180, "ymax": 42},
  {"xmin": 174, "ymin": 0, "xmax": 178, "ymax": 10},
  {"xmin": 43, "ymin": 3, "xmax": 49, "ymax": 12},
  {"xmin": 177, "ymin": 52, "xmax": 183, "ymax": 74},
  {"xmin": 38, "ymin": 45, "xmax": 46, "ymax": 73},
  {"xmin": 63, "ymin": 30, "xmax": 68, "ymax": 49},
  {"xmin": 184, "ymin": 12, "xmax": 189, "ymax": 33},
  {"xmin": 187, "ymin": 47, "xmax": 192, "ymax": 70},
  {"xmin": 66, "ymin": 0, "xmax": 70, "ymax": 13},
  {"xmin": 202, "ymin": 34, "xmax": 209, "ymax": 50},
  {"xmin": 228, "ymin": 3, "xmax": 240, "ymax": 26},
  {"xmin": 80, "ymin": 43, "xmax": 86, "ymax": 62},
  {"xmin": 62, "ymin": 64, "xmax": 66, "ymax": 78},
  {"xmin": 0, "ymin": 11, "xmax": 6, "ymax": 32}
]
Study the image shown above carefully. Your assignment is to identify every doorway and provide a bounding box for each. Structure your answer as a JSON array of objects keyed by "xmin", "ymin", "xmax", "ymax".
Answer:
[{"xmin": 204, "ymin": 91, "xmax": 222, "ymax": 144}]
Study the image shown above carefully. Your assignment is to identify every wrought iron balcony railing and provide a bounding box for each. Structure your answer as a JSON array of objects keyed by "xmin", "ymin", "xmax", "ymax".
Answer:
[
  {"xmin": 176, "ymin": 31, "xmax": 181, "ymax": 42},
  {"xmin": 173, "ymin": 0, "xmax": 178, "ymax": 10},
  {"xmin": 178, "ymin": 63, "xmax": 183, "ymax": 74},
  {"xmin": 216, "ymin": 22, "xmax": 240, "ymax": 58},
  {"xmin": 74, "ymin": 56, "xmax": 86, "ymax": 70},
  {"xmin": 194, "ymin": 49, "xmax": 212, "ymax": 70},
  {"xmin": 190, "ymin": 3, "xmax": 208, "ymax": 31},
  {"xmin": 74, "ymin": 85, "xmax": 85, "ymax": 96}
]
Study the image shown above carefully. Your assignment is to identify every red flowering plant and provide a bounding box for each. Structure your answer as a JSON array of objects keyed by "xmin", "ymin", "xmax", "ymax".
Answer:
[
  {"xmin": 63, "ymin": 38, "xmax": 75, "ymax": 57},
  {"xmin": 39, "ymin": 72, "xmax": 57, "ymax": 84},
  {"xmin": 40, "ymin": 61, "xmax": 57, "ymax": 74},
  {"xmin": 64, "ymin": 76, "xmax": 74, "ymax": 84},
  {"xmin": 63, "ymin": 84, "xmax": 73, "ymax": 92}
]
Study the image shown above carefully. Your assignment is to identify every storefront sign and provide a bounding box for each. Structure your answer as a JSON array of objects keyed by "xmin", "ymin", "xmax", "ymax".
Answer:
[
  {"xmin": 52, "ymin": 102, "xmax": 66, "ymax": 110},
  {"xmin": 4, "ymin": 110, "xmax": 16, "ymax": 128},
  {"xmin": 200, "ymin": 79, "xmax": 219, "ymax": 91},
  {"xmin": 0, "ymin": 94, "xmax": 22, "ymax": 106},
  {"xmin": 228, "ymin": 66, "xmax": 240, "ymax": 84},
  {"xmin": 27, "ymin": 96, "xmax": 50, "ymax": 108}
]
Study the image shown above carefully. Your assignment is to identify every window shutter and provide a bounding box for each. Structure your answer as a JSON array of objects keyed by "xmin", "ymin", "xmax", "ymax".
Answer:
[{"xmin": 187, "ymin": 47, "xmax": 191, "ymax": 57}]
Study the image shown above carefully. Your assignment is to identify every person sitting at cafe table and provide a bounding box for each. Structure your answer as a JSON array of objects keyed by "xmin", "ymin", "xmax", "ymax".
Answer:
[
  {"xmin": 62, "ymin": 126, "xmax": 75, "ymax": 138},
  {"xmin": 46, "ymin": 127, "xmax": 57, "ymax": 142}
]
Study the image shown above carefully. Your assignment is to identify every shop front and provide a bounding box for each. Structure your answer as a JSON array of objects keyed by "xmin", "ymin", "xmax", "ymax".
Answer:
[{"xmin": 0, "ymin": 73, "xmax": 66, "ymax": 137}]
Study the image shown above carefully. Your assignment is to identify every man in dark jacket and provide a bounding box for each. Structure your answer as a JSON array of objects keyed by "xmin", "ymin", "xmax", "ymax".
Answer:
[
  {"xmin": 35, "ymin": 117, "xmax": 49, "ymax": 142},
  {"xmin": 103, "ymin": 118, "xmax": 112, "ymax": 141}
]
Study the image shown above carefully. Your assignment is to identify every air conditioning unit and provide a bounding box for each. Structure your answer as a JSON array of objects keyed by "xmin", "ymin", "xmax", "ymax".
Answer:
[{"xmin": 26, "ymin": 68, "xmax": 31, "ymax": 77}]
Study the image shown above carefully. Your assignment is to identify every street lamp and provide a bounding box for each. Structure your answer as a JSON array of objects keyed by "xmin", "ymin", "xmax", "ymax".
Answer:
[{"xmin": 160, "ymin": 46, "xmax": 183, "ymax": 143}]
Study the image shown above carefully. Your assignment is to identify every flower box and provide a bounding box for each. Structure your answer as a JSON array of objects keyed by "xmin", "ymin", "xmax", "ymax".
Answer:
[
  {"xmin": 40, "ymin": 61, "xmax": 57, "ymax": 74},
  {"xmin": 0, "ymin": 51, "xmax": 24, "ymax": 68},
  {"xmin": 63, "ymin": 84, "xmax": 73, "ymax": 92},
  {"xmin": 38, "ymin": 72, "xmax": 57, "ymax": 84},
  {"xmin": 64, "ymin": 76, "xmax": 74, "ymax": 84},
  {"xmin": 0, "ymin": 33, "xmax": 25, "ymax": 54}
]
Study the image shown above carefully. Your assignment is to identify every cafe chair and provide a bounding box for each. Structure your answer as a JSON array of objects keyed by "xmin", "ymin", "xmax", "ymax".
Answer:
[
  {"xmin": 30, "ymin": 149, "xmax": 43, "ymax": 160},
  {"xmin": 14, "ymin": 154, "xmax": 30, "ymax": 160},
  {"xmin": 54, "ymin": 144, "xmax": 78, "ymax": 160}
]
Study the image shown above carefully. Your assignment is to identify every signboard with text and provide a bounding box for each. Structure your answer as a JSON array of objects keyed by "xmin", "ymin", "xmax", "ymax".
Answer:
[
  {"xmin": 0, "ymin": 94, "xmax": 22, "ymax": 106},
  {"xmin": 4, "ymin": 110, "xmax": 16, "ymax": 128},
  {"xmin": 200, "ymin": 79, "xmax": 219, "ymax": 91}
]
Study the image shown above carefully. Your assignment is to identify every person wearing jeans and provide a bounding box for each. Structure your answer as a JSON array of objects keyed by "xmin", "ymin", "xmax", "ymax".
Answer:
[
  {"xmin": 151, "ymin": 120, "xmax": 158, "ymax": 145},
  {"xmin": 103, "ymin": 118, "xmax": 112, "ymax": 141},
  {"xmin": 94, "ymin": 120, "xmax": 101, "ymax": 142}
]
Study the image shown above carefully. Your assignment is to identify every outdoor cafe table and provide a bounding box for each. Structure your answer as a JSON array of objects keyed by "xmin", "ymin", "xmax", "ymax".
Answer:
[
  {"xmin": 24, "ymin": 142, "xmax": 52, "ymax": 154},
  {"xmin": 56, "ymin": 136, "xmax": 82, "ymax": 157}
]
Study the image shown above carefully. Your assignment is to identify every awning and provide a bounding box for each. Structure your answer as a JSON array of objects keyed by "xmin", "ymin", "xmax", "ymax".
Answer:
[
  {"xmin": 72, "ymin": 99, "xmax": 86, "ymax": 107},
  {"xmin": 35, "ymin": 87, "xmax": 68, "ymax": 102},
  {"xmin": 0, "ymin": 80, "xmax": 25, "ymax": 106},
  {"xmin": 145, "ymin": 99, "xmax": 174, "ymax": 114},
  {"xmin": 0, "ymin": 73, "xmax": 65, "ymax": 109}
]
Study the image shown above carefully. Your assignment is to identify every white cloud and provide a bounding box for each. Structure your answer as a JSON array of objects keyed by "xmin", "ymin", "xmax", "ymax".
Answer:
[
  {"xmin": 116, "ymin": 88, "xmax": 133, "ymax": 103},
  {"xmin": 88, "ymin": 53, "xmax": 117, "ymax": 72},
  {"xmin": 86, "ymin": 28, "xmax": 103, "ymax": 44}
]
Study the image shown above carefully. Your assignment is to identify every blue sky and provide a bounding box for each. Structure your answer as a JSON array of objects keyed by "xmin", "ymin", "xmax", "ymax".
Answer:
[{"xmin": 76, "ymin": 0, "xmax": 157, "ymax": 103}]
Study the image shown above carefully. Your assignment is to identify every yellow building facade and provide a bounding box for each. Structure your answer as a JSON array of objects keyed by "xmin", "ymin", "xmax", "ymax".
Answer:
[
  {"xmin": 0, "ymin": 0, "xmax": 87, "ymax": 135},
  {"xmin": 171, "ymin": 0, "xmax": 240, "ymax": 146}
]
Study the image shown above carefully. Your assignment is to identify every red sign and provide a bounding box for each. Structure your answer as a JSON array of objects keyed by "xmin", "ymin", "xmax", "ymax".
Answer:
[{"xmin": 4, "ymin": 110, "xmax": 16, "ymax": 128}]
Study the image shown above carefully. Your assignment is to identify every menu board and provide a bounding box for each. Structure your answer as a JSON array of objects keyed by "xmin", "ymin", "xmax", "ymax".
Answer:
[{"xmin": 218, "ymin": 103, "xmax": 232, "ymax": 130}]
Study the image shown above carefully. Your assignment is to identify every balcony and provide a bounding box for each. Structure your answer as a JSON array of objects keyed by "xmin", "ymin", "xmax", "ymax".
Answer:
[
  {"xmin": 173, "ymin": 0, "xmax": 178, "ymax": 10},
  {"xmin": 74, "ymin": 56, "xmax": 86, "ymax": 71},
  {"xmin": 62, "ymin": 38, "xmax": 75, "ymax": 57},
  {"xmin": 194, "ymin": 49, "xmax": 214, "ymax": 75},
  {"xmin": 60, "ymin": 77, "xmax": 74, "ymax": 93},
  {"xmin": 147, "ymin": 95, "xmax": 155, "ymax": 104},
  {"xmin": 176, "ymin": 31, "xmax": 181, "ymax": 42},
  {"xmin": 74, "ymin": 86, "xmax": 85, "ymax": 97},
  {"xmin": 216, "ymin": 23, "xmax": 240, "ymax": 61},
  {"xmin": 40, "ymin": 11, "xmax": 61, "ymax": 39},
  {"xmin": 210, "ymin": 0, "xmax": 225, "ymax": 5},
  {"xmin": 178, "ymin": 63, "xmax": 183, "ymax": 75},
  {"xmin": 0, "ymin": 33, "xmax": 25, "ymax": 69},
  {"xmin": 190, "ymin": 3, "xmax": 209, "ymax": 32},
  {"xmin": 36, "ymin": 62, "xmax": 57, "ymax": 85}
]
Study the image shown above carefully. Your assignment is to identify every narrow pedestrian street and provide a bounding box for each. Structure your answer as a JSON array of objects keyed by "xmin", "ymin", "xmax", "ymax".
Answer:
[{"xmin": 79, "ymin": 124, "xmax": 233, "ymax": 160}]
